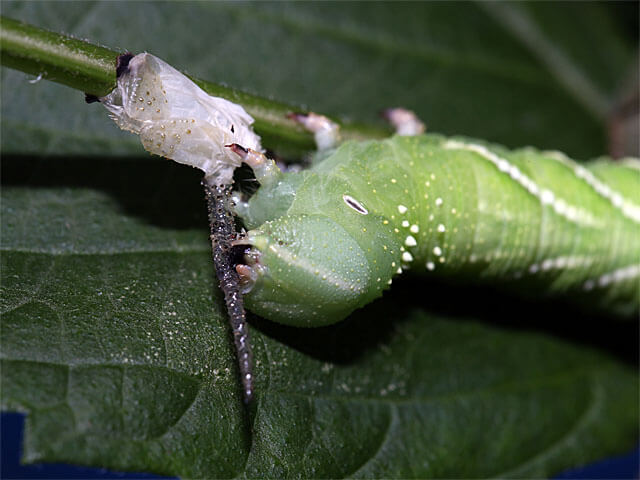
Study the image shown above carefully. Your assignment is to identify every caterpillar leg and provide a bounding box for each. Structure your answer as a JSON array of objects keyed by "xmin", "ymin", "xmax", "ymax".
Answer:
[
  {"xmin": 226, "ymin": 143, "xmax": 282, "ymax": 185},
  {"xmin": 288, "ymin": 112, "xmax": 341, "ymax": 151},
  {"xmin": 230, "ymin": 191, "xmax": 251, "ymax": 219},
  {"xmin": 235, "ymin": 263, "xmax": 258, "ymax": 292},
  {"xmin": 383, "ymin": 108, "xmax": 426, "ymax": 136},
  {"xmin": 230, "ymin": 236, "xmax": 261, "ymax": 291}
]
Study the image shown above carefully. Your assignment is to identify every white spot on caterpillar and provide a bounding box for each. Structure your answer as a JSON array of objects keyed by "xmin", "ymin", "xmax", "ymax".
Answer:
[
  {"xmin": 443, "ymin": 140, "xmax": 602, "ymax": 227},
  {"xmin": 554, "ymin": 199, "xmax": 567, "ymax": 215},
  {"xmin": 541, "ymin": 189, "xmax": 555, "ymax": 205},
  {"xmin": 101, "ymin": 53, "xmax": 262, "ymax": 184},
  {"xmin": 527, "ymin": 183, "xmax": 540, "ymax": 196},
  {"xmin": 508, "ymin": 165, "xmax": 521, "ymax": 180},
  {"xmin": 437, "ymin": 224, "xmax": 446, "ymax": 233},
  {"xmin": 410, "ymin": 224, "xmax": 420, "ymax": 233},
  {"xmin": 405, "ymin": 235, "xmax": 417, "ymax": 247},
  {"xmin": 402, "ymin": 220, "xmax": 410, "ymax": 227},
  {"xmin": 398, "ymin": 204, "xmax": 408, "ymax": 214},
  {"xmin": 426, "ymin": 261, "xmax": 435, "ymax": 271},
  {"xmin": 528, "ymin": 256, "xmax": 596, "ymax": 276},
  {"xmin": 433, "ymin": 246, "xmax": 442, "ymax": 256},
  {"xmin": 554, "ymin": 257, "xmax": 568, "ymax": 269},
  {"xmin": 435, "ymin": 197, "xmax": 443, "ymax": 206},
  {"xmin": 541, "ymin": 259, "xmax": 554, "ymax": 271},
  {"xmin": 402, "ymin": 252, "xmax": 414, "ymax": 262},
  {"xmin": 342, "ymin": 195, "xmax": 368, "ymax": 215},
  {"xmin": 583, "ymin": 264, "xmax": 640, "ymax": 290}
]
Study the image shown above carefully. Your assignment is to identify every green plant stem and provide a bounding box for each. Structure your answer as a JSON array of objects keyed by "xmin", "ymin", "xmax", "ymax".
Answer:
[
  {"xmin": 0, "ymin": 16, "xmax": 390, "ymax": 155},
  {"xmin": 0, "ymin": 16, "xmax": 116, "ymax": 96}
]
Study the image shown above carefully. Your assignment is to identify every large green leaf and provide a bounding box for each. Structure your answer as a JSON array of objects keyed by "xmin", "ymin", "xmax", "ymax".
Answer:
[
  {"xmin": 2, "ymin": 156, "xmax": 638, "ymax": 478},
  {"xmin": 1, "ymin": 2, "xmax": 638, "ymax": 478}
]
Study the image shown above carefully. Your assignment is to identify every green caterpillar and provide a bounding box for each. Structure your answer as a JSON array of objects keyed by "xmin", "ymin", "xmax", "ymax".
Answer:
[
  {"xmin": 95, "ymin": 52, "xmax": 639, "ymax": 402},
  {"xmin": 100, "ymin": 53, "xmax": 640, "ymax": 330},
  {"xmin": 233, "ymin": 134, "xmax": 640, "ymax": 325}
]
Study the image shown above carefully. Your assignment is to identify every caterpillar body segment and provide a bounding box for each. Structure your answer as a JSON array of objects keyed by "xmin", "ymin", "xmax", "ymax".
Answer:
[
  {"xmin": 236, "ymin": 134, "xmax": 640, "ymax": 325},
  {"xmin": 239, "ymin": 214, "xmax": 399, "ymax": 326}
]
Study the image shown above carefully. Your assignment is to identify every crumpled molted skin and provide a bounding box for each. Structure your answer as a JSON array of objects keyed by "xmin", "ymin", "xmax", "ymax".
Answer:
[{"xmin": 101, "ymin": 53, "xmax": 262, "ymax": 184}]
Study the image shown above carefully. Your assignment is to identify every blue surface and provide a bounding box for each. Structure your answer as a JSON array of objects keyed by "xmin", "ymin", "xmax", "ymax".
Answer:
[
  {"xmin": 1, "ymin": 412, "xmax": 175, "ymax": 479},
  {"xmin": 2, "ymin": 411, "xmax": 638, "ymax": 478},
  {"xmin": 552, "ymin": 444, "xmax": 639, "ymax": 479}
]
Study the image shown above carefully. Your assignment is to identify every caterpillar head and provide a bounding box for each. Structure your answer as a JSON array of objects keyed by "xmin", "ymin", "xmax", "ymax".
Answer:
[{"xmin": 235, "ymin": 214, "xmax": 399, "ymax": 327}]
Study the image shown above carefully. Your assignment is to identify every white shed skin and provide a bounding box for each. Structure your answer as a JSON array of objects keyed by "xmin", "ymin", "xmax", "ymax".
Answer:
[{"xmin": 101, "ymin": 53, "xmax": 262, "ymax": 184}]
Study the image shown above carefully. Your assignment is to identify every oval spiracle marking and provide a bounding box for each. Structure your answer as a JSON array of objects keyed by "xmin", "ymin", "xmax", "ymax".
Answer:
[{"xmin": 343, "ymin": 194, "xmax": 369, "ymax": 215}]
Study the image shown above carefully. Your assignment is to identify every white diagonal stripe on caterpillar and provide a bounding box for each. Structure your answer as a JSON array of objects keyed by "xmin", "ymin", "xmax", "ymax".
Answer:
[
  {"xmin": 543, "ymin": 150, "xmax": 640, "ymax": 223},
  {"xmin": 443, "ymin": 140, "xmax": 603, "ymax": 228}
]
